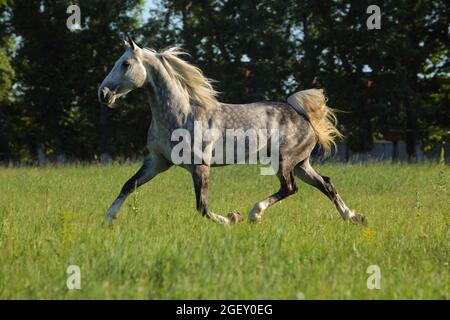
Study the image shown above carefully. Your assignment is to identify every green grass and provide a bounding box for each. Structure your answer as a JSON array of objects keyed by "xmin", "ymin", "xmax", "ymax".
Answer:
[{"xmin": 0, "ymin": 163, "xmax": 448, "ymax": 299}]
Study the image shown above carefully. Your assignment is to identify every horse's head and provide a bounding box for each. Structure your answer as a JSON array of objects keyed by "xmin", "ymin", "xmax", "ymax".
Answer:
[{"xmin": 98, "ymin": 37, "xmax": 147, "ymax": 107}]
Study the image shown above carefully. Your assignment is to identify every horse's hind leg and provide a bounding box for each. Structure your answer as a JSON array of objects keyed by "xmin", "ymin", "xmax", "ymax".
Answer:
[
  {"xmin": 248, "ymin": 170, "xmax": 298, "ymax": 223},
  {"xmin": 191, "ymin": 164, "xmax": 242, "ymax": 224},
  {"xmin": 294, "ymin": 159, "xmax": 365, "ymax": 224},
  {"xmin": 105, "ymin": 153, "xmax": 171, "ymax": 225}
]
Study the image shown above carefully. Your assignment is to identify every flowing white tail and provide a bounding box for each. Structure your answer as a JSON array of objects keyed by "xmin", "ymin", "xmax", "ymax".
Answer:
[{"xmin": 287, "ymin": 89, "xmax": 342, "ymax": 154}]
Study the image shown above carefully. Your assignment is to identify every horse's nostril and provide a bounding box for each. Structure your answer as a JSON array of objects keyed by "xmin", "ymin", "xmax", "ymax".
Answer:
[
  {"xmin": 99, "ymin": 86, "xmax": 117, "ymax": 106},
  {"xmin": 99, "ymin": 87, "xmax": 112, "ymax": 104},
  {"xmin": 101, "ymin": 87, "xmax": 109, "ymax": 99}
]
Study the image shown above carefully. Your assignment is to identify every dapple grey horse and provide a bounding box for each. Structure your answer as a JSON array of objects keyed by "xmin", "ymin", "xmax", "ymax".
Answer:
[{"xmin": 99, "ymin": 37, "xmax": 365, "ymax": 225}]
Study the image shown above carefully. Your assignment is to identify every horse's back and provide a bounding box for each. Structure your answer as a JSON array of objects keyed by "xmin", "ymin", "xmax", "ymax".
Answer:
[{"xmin": 216, "ymin": 100, "xmax": 312, "ymax": 134}]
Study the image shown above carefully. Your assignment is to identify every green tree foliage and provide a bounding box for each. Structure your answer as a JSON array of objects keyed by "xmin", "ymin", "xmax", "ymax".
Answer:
[
  {"xmin": 0, "ymin": 0, "xmax": 15, "ymax": 161},
  {"xmin": 0, "ymin": 0, "xmax": 14, "ymax": 102},
  {"xmin": 0, "ymin": 1, "xmax": 448, "ymax": 163},
  {"xmin": 9, "ymin": 0, "xmax": 144, "ymax": 162},
  {"xmin": 70, "ymin": 0, "xmax": 147, "ymax": 160},
  {"xmin": 362, "ymin": 0, "xmax": 449, "ymax": 158},
  {"xmin": 145, "ymin": 0, "xmax": 296, "ymax": 102},
  {"xmin": 146, "ymin": 0, "xmax": 448, "ymax": 157}
]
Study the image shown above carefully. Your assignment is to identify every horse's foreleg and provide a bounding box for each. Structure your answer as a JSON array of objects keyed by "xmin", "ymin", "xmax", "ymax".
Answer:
[
  {"xmin": 105, "ymin": 154, "xmax": 171, "ymax": 225},
  {"xmin": 294, "ymin": 159, "xmax": 365, "ymax": 224},
  {"xmin": 249, "ymin": 171, "xmax": 297, "ymax": 223},
  {"xmin": 191, "ymin": 164, "xmax": 241, "ymax": 224}
]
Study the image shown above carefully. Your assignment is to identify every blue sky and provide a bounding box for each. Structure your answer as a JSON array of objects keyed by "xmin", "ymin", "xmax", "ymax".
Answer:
[{"xmin": 143, "ymin": 0, "xmax": 159, "ymax": 21}]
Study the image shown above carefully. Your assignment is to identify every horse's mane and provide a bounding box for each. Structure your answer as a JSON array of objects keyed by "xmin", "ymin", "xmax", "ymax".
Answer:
[{"xmin": 145, "ymin": 47, "xmax": 219, "ymax": 109}]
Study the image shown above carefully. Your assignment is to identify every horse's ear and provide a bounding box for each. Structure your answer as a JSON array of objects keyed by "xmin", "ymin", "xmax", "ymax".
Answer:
[
  {"xmin": 123, "ymin": 38, "xmax": 130, "ymax": 48},
  {"xmin": 127, "ymin": 36, "xmax": 138, "ymax": 51}
]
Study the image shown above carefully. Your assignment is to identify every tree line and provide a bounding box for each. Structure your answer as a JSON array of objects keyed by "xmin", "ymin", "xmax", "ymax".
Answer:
[{"xmin": 0, "ymin": 0, "xmax": 448, "ymax": 164}]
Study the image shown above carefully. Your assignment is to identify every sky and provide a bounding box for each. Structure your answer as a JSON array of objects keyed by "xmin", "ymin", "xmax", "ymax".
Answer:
[{"xmin": 143, "ymin": 0, "xmax": 159, "ymax": 21}]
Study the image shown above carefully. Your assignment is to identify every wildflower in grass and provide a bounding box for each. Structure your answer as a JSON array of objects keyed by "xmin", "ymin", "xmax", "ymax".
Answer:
[
  {"xmin": 129, "ymin": 189, "xmax": 140, "ymax": 215},
  {"xmin": 361, "ymin": 227, "xmax": 376, "ymax": 245}
]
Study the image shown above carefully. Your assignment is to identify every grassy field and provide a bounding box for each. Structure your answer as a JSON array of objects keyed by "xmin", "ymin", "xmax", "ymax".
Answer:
[{"xmin": 0, "ymin": 163, "xmax": 448, "ymax": 299}]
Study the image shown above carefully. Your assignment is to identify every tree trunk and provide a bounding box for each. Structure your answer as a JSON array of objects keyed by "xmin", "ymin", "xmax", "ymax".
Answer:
[
  {"xmin": 392, "ymin": 141, "xmax": 398, "ymax": 163},
  {"xmin": 405, "ymin": 97, "xmax": 418, "ymax": 163},
  {"xmin": 37, "ymin": 143, "xmax": 46, "ymax": 166}
]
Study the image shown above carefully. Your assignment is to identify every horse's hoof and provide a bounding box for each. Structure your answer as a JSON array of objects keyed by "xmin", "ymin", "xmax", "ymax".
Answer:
[
  {"xmin": 102, "ymin": 217, "xmax": 114, "ymax": 228},
  {"xmin": 248, "ymin": 213, "xmax": 263, "ymax": 224},
  {"xmin": 351, "ymin": 213, "xmax": 367, "ymax": 226},
  {"xmin": 227, "ymin": 211, "xmax": 243, "ymax": 224}
]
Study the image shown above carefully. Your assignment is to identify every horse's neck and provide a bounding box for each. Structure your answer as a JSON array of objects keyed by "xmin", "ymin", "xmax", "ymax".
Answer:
[{"xmin": 144, "ymin": 58, "xmax": 192, "ymax": 128}]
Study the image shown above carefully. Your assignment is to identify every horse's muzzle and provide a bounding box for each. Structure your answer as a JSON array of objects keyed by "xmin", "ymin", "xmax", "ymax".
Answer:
[{"xmin": 98, "ymin": 86, "xmax": 117, "ymax": 107}]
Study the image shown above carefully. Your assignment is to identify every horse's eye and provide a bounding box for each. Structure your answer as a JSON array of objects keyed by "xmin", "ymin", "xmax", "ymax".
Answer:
[{"xmin": 123, "ymin": 61, "xmax": 131, "ymax": 68}]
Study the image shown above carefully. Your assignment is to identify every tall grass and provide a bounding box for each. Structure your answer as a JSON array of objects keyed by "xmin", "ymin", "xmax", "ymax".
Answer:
[{"xmin": 0, "ymin": 163, "xmax": 448, "ymax": 299}]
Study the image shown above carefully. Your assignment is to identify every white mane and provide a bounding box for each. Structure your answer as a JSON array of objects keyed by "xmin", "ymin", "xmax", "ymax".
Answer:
[{"xmin": 145, "ymin": 47, "xmax": 219, "ymax": 109}]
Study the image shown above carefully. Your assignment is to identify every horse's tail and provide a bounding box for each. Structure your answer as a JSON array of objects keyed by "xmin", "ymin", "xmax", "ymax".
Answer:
[{"xmin": 287, "ymin": 89, "xmax": 342, "ymax": 155}]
